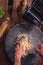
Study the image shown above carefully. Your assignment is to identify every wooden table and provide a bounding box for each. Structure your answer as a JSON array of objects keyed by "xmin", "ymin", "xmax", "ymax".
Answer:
[{"xmin": 0, "ymin": 11, "xmax": 43, "ymax": 65}]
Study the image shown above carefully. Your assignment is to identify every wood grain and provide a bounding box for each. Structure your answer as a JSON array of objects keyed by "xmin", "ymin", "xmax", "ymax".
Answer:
[{"xmin": 0, "ymin": 0, "xmax": 43, "ymax": 65}]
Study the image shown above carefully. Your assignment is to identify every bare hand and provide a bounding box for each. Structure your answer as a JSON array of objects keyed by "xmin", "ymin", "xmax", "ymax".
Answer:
[
  {"xmin": 36, "ymin": 44, "xmax": 43, "ymax": 58},
  {"xmin": 15, "ymin": 44, "xmax": 24, "ymax": 61}
]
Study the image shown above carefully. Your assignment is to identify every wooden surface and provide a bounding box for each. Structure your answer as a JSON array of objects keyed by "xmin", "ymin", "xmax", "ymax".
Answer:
[
  {"xmin": 0, "ymin": 12, "xmax": 43, "ymax": 65},
  {"xmin": 0, "ymin": 0, "xmax": 43, "ymax": 65}
]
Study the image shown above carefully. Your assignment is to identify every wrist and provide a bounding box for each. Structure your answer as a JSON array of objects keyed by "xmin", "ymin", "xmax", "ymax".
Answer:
[
  {"xmin": 14, "ymin": 57, "xmax": 21, "ymax": 65},
  {"xmin": 15, "ymin": 56, "xmax": 21, "ymax": 62}
]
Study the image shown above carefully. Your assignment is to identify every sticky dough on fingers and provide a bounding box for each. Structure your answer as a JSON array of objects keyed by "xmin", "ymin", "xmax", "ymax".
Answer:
[{"xmin": 16, "ymin": 33, "xmax": 33, "ymax": 56}]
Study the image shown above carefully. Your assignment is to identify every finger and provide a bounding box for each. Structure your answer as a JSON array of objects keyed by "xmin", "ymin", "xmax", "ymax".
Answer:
[
  {"xmin": 16, "ymin": 45, "xmax": 19, "ymax": 48},
  {"xmin": 19, "ymin": 44, "xmax": 23, "ymax": 49},
  {"xmin": 35, "ymin": 48, "xmax": 40, "ymax": 53},
  {"xmin": 37, "ymin": 44, "xmax": 42, "ymax": 49},
  {"xmin": 18, "ymin": 43, "xmax": 21, "ymax": 47},
  {"xmin": 15, "ymin": 45, "xmax": 19, "ymax": 51},
  {"xmin": 37, "ymin": 44, "xmax": 43, "ymax": 50},
  {"xmin": 40, "ymin": 44, "xmax": 43, "ymax": 48},
  {"xmin": 35, "ymin": 48, "xmax": 43, "ymax": 58}
]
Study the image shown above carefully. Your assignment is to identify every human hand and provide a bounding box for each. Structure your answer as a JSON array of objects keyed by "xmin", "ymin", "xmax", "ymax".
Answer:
[
  {"xmin": 40, "ymin": 24, "xmax": 43, "ymax": 32},
  {"xmin": 15, "ymin": 43, "xmax": 24, "ymax": 61},
  {"xmin": 36, "ymin": 44, "xmax": 43, "ymax": 58}
]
